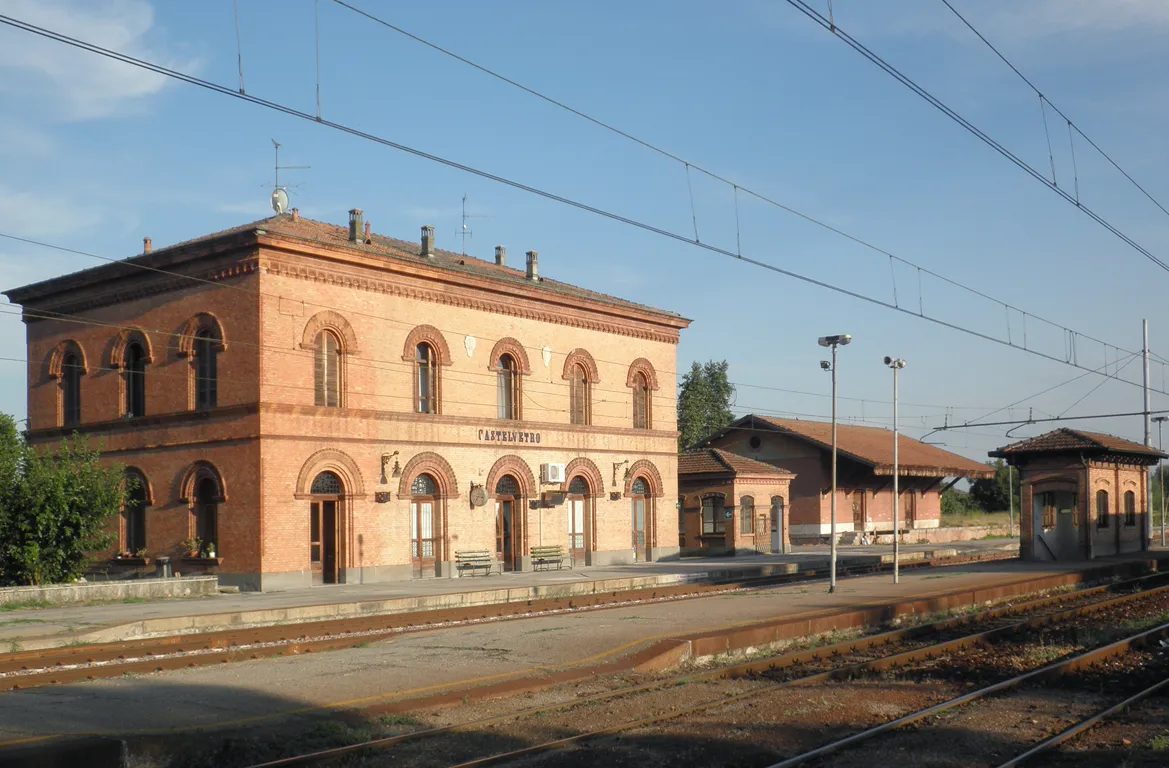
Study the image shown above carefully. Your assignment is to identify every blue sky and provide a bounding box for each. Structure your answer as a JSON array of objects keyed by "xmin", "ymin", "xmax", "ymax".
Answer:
[{"xmin": 2, "ymin": 0, "xmax": 1169, "ymax": 462}]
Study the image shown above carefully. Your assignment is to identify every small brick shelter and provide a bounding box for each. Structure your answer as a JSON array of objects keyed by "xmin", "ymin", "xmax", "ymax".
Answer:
[
  {"xmin": 990, "ymin": 428, "xmax": 1165, "ymax": 561},
  {"xmin": 678, "ymin": 448, "xmax": 794, "ymax": 556},
  {"xmin": 700, "ymin": 415, "xmax": 994, "ymax": 542}
]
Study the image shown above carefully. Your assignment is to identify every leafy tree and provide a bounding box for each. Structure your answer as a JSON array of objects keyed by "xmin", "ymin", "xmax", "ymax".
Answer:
[
  {"xmin": 968, "ymin": 459, "xmax": 1021, "ymax": 513},
  {"xmin": 677, "ymin": 360, "xmax": 735, "ymax": 449},
  {"xmin": 0, "ymin": 414, "xmax": 124, "ymax": 586},
  {"xmin": 941, "ymin": 488, "xmax": 981, "ymax": 518}
]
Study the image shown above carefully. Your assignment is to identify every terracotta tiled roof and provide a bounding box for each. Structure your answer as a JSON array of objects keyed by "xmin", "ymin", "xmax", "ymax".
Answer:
[
  {"xmin": 678, "ymin": 448, "xmax": 793, "ymax": 477},
  {"xmin": 5, "ymin": 213, "xmax": 685, "ymax": 322},
  {"xmin": 990, "ymin": 428, "xmax": 1166, "ymax": 459},
  {"xmin": 705, "ymin": 415, "xmax": 994, "ymax": 478}
]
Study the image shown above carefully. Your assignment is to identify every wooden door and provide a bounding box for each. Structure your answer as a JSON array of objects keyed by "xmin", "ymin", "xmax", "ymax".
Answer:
[
  {"xmin": 310, "ymin": 501, "xmax": 338, "ymax": 585},
  {"xmin": 902, "ymin": 490, "xmax": 916, "ymax": 527},
  {"xmin": 411, "ymin": 499, "xmax": 436, "ymax": 577},
  {"xmin": 631, "ymin": 497, "xmax": 647, "ymax": 561},
  {"xmin": 851, "ymin": 491, "xmax": 866, "ymax": 531},
  {"xmin": 496, "ymin": 499, "xmax": 515, "ymax": 571},
  {"xmin": 568, "ymin": 497, "xmax": 586, "ymax": 564}
]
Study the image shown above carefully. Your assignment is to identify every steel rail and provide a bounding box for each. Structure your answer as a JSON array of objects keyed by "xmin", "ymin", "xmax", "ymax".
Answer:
[
  {"xmin": 764, "ymin": 623, "xmax": 1169, "ymax": 767},
  {"xmin": 0, "ymin": 550, "xmax": 1015, "ymax": 690},
  {"xmin": 242, "ymin": 570, "xmax": 1169, "ymax": 767},
  {"xmin": 994, "ymin": 676, "xmax": 1169, "ymax": 768}
]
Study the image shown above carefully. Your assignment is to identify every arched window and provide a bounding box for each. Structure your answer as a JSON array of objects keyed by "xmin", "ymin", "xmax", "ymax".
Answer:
[
  {"xmin": 569, "ymin": 363, "xmax": 590, "ymax": 425},
  {"xmin": 416, "ymin": 342, "xmax": 437, "ymax": 414},
  {"xmin": 632, "ymin": 371, "xmax": 650, "ymax": 429},
  {"xmin": 195, "ymin": 476, "xmax": 218, "ymax": 550},
  {"xmin": 314, "ymin": 331, "xmax": 341, "ymax": 408},
  {"xmin": 497, "ymin": 353, "xmax": 519, "ymax": 420},
  {"xmin": 568, "ymin": 476, "xmax": 589, "ymax": 496},
  {"xmin": 1096, "ymin": 490, "xmax": 1110, "ymax": 529},
  {"xmin": 125, "ymin": 342, "xmax": 147, "ymax": 418},
  {"xmin": 123, "ymin": 472, "xmax": 148, "ymax": 554},
  {"xmin": 567, "ymin": 476, "xmax": 589, "ymax": 557},
  {"xmin": 632, "ymin": 477, "xmax": 651, "ymax": 557},
  {"xmin": 495, "ymin": 475, "xmax": 520, "ymax": 498},
  {"xmin": 194, "ymin": 328, "xmax": 219, "ymax": 410},
  {"xmin": 740, "ymin": 496, "xmax": 755, "ymax": 535},
  {"xmin": 1124, "ymin": 491, "xmax": 1137, "ymax": 526},
  {"xmin": 61, "ymin": 352, "xmax": 82, "ymax": 427},
  {"xmin": 311, "ymin": 471, "xmax": 343, "ymax": 496}
]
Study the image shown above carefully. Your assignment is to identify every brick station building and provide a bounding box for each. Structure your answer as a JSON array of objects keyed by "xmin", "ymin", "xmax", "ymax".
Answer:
[
  {"xmin": 698, "ymin": 415, "xmax": 993, "ymax": 542},
  {"xmin": 4, "ymin": 210, "xmax": 690, "ymax": 590},
  {"xmin": 990, "ymin": 428, "xmax": 1165, "ymax": 560},
  {"xmin": 678, "ymin": 448, "xmax": 794, "ymax": 556}
]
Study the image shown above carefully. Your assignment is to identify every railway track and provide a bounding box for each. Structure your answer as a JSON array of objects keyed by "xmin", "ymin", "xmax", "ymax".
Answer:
[
  {"xmin": 0, "ymin": 548, "xmax": 1015, "ymax": 691},
  {"xmin": 240, "ymin": 569, "xmax": 1169, "ymax": 768}
]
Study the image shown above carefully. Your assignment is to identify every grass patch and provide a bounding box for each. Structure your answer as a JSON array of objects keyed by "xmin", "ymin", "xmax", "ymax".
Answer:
[
  {"xmin": 379, "ymin": 713, "xmax": 418, "ymax": 726},
  {"xmin": 525, "ymin": 626, "xmax": 568, "ymax": 635},
  {"xmin": 120, "ymin": 597, "xmax": 149, "ymax": 604},
  {"xmin": 1, "ymin": 599, "xmax": 54, "ymax": 612},
  {"xmin": 1150, "ymin": 732, "xmax": 1169, "ymax": 751},
  {"xmin": 940, "ymin": 511, "xmax": 1012, "ymax": 529},
  {"xmin": 0, "ymin": 618, "xmax": 48, "ymax": 627},
  {"xmin": 1120, "ymin": 611, "xmax": 1169, "ymax": 632}
]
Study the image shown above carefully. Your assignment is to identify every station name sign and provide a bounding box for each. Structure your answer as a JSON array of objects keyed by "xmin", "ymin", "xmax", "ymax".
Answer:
[{"xmin": 478, "ymin": 429, "xmax": 541, "ymax": 444}]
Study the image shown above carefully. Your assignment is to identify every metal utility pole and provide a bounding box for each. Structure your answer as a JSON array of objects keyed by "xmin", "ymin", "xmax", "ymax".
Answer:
[
  {"xmin": 885, "ymin": 357, "xmax": 907, "ymax": 584},
  {"xmin": 1008, "ymin": 465, "xmax": 1014, "ymax": 538},
  {"xmin": 1155, "ymin": 415, "xmax": 1167, "ymax": 548},
  {"xmin": 819, "ymin": 334, "xmax": 852, "ymax": 594},
  {"xmin": 1144, "ymin": 320, "xmax": 1153, "ymax": 549}
]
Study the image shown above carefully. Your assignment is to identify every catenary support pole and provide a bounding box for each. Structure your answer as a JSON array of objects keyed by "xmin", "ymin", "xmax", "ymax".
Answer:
[{"xmin": 1145, "ymin": 319, "xmax": 1152, "ymax": 550}]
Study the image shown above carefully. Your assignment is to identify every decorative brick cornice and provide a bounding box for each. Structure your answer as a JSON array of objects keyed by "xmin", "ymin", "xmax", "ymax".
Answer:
[{"xmin": 263, "ymin": 257, "xmax": 681, "ymax": 345}]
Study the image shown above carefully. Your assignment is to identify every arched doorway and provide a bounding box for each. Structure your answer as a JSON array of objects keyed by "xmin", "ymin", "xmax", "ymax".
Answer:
[
  {"xmin": 631, "ymin": 477, "xmax": 650, "ymax": 562},
  {"xmin": 310, "ymin": 471, "xmax": 343, "ymax": 584},
  {"xmin": 495, "ymin": 475, "xmax": 521, "ymax": 571},
  {"xmin": 567, "ymin": 476, "xmax": 590, "ymax": 565},
  {"xmin": 411, "ymin": 473, "xmax": 440, "ymax": 578}
]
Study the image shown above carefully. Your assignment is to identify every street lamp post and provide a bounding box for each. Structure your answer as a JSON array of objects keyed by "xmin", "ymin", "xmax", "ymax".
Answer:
[
  {"xmin": 819, "ymin": 334, "xmax": 852, "ymax": 594},
  {"xmin": 885, "ymin": 356, "xmax": 906, "ymax": 584},
  {"xmin": 1155, "ymin": 416, "xmax": 1167, "ymax": 548}
]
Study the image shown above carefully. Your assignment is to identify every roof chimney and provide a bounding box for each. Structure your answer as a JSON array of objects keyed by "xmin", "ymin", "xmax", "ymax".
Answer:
[
  {"xmin": 291, "ymin": 208, "xmax": 299, "ymax": 222},
  {"xmin": 143, "ymin": 237, "xmax": 152, "ymax": 254},
  {"xmin": 526, "ymin": 250, "xmax": 539, "ymax": 281},
  {"xmin": 421, "ymin": 225, "xmax": 435, "ymax": 258},
  {"xmin": 348, "ymin": 209, "xmax": 364, "ymax": 243},
  {"xmin": 494, "ymin": 245, "xmax": 507, "ymax": 267},
  {"xmin": 364, "ymin": 221, "xmax": 371, "ymax": 243}
]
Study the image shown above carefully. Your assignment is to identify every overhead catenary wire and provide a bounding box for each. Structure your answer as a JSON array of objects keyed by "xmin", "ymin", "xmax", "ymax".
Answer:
[
  {"xmin": 326, "ymin": 1, "xmax": 1156, "ymax": 367},
  {"xmin": 784, "ymin": 0, "xmax": 1169, "ymax": 275},
  {"xmin": 0, "ymin": 13, "xmax": 1162, "ymax": 403},
  {"xmin": 939, "ymin": 0, "xmax": 1169, "ymax": 220}
]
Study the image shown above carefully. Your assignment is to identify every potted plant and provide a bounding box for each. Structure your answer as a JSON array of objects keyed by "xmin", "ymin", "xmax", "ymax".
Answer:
[
  {"xmin": 134, "ymin": 548, "xmax": 147, "ymax": 559},
  {"xmin": 204, "ymin": 542, "xmax": 217, "ymax": 559},
  {"xmin": 181, "ymin": 537, "xmax": 202, "ymax": 558}
]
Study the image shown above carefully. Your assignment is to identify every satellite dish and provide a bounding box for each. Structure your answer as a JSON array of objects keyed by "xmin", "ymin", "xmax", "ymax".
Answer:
[{"xmin": 271, "ymin": 187, "xmax": 290, "ymax": 214}]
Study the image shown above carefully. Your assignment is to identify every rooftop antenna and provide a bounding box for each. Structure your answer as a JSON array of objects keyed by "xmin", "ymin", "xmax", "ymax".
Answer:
[
  {"xmin": 269, "ymin": 139, "xmax": 310, "ymax": 214},
  {"xmin": 454, "ymin": 194, "xmax": 493, "ymax": 256}
]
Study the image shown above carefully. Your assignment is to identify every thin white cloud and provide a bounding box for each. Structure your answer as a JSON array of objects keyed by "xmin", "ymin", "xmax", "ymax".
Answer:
[
  {"xmin": 0, "ymin": 0, "xmax": 193, "ymax": 120},
  {"xmin": 0, "ymin": 184, "xmax": 103, "ymax": 239}
]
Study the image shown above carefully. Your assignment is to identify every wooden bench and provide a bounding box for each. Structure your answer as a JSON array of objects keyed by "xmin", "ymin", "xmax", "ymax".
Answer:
[
  {"xmin": 530, "ymin": 545, "xmax": 570, "ymax": 571},
  {"xmin": 455, "ymin": 550, "xmax": 502, "ymax": 576}
]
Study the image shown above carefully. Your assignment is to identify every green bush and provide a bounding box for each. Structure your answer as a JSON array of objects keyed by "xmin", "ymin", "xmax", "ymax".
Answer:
[{"xmin": 0, "ymin": 414, "xmax": 125, "ymax": 586}]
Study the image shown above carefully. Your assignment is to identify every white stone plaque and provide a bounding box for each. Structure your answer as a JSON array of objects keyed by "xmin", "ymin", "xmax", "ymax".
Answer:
[{"xmin": 464, "ymin": 335, "xmax": 477, "ymax": 357}]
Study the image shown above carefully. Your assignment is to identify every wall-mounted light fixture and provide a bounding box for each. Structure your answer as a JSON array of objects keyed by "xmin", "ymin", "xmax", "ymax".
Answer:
[
  {"xmin": 380, "ymin": 452, "xmax": 401, "ymax": 485},
  {"xmin": 612, "ymin": 459, "xmax": 629, "ymax": 488}
]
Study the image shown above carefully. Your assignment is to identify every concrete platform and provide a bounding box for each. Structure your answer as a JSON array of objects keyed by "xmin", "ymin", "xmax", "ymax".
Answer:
[
  {"xmin": 0, "ymin": 541, "xmax": 1013, "ymax": 651},
  {"xmin": 0, "ymin": 550, "xmax": 1160, "ymax": 749}
]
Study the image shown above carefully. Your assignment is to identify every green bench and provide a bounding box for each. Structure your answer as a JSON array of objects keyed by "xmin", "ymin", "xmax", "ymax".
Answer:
[
  {"xmin": 455, "ymin": 550, "xmax": 502, "ymax": 576},
  {"xmin": 530, "ymin": 545, "xmax": 570, "ymax": 571}
]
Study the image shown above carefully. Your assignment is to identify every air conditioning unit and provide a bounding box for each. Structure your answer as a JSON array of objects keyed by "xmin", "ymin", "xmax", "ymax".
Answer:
[{"xmin": 541, "ymin": 463, "xmax": 566, "ymax": 484}]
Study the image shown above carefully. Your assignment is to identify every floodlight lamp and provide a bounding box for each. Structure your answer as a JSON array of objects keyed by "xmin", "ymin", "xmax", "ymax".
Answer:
[
  {"xmin": 820, "ymin": 360, "xmax": 831, "ymax": 371},
  {"xmin": 818, "ymin": 334, "xmax": 852, "ymax": 347}
]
